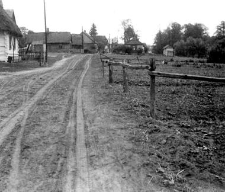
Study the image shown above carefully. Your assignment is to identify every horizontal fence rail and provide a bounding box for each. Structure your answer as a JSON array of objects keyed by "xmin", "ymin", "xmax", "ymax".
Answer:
[{"xmin": 99, "ymin": 54, "xmax": 225, "ymax": 118}]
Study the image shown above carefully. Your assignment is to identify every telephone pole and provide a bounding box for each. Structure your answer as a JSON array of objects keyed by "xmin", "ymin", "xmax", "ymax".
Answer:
[
  {"xmin": 82, "ymin": 26, "xmax": 84, "ymax": 53},
  {"xmin": 44, "ymin": 0, "xmax": 48, "ymax": 63}
]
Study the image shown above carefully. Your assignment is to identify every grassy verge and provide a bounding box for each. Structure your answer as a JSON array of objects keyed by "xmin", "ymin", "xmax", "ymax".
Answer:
[{"xmin": 0, "ymin": 53, "xmax": 69, "ymax": 73}]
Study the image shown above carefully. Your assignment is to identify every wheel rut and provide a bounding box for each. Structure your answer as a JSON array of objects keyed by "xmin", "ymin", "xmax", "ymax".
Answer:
[
  {"xmin": 0, "ymin": 55, "xmax": 88, "ymax": 192},
  {"xmin": 64, "ymin": 57, "xmax": 91, "ymax": 192}
]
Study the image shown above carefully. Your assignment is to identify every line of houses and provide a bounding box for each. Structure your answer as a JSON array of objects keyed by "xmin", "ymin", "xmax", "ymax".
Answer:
[
  {"xmin": 0, "ymin": 0, "xmax": 109, "ymax": 62},
  {"xmin": 26, "ymin": 31, "xmax": 109, "ymax": 54}
]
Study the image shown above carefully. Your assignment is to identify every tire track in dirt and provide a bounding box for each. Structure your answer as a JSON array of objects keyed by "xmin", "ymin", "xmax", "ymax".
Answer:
[
  {"xmin": 2, "ymin": 55, "xmax": 87, "ymax": 192},
  {"xmin": 0, "ymin": 55, "xmax": 85, "ymax": 149},
  {"xmin": 64, "ymin": 57, "xmax": 91, "ymax": 192}
]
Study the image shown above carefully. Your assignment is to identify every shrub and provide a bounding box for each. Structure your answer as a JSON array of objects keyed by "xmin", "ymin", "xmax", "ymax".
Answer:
[{"xmin": 137, "ymin": 48, "xmax": 144, "ymax": 55}]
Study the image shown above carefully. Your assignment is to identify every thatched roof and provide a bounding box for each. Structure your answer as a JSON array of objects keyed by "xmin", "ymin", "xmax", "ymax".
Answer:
[
  {"xmin": 125, "ymin": 39, "xmax": 143, "ymax": 46},
  {"xmin": 48, "ymin": 32, "xmax": 71, "ymax": 43},
  {"xmin": 5, "ymin": 9, "xmax": 16, "ymax": 23},
  {"xmin": 0, "ymin": 5, "xmax": 22, "ymax": 37},
  {"xmin": 27, "ymin": 32, "xmax": 72, "ymax": 44},
  {"xmin": 93, "ymin": 36, "xmax": 108, "ymax": 45},
  {"xmin": 72, "ymin": 34, "xmax": 82, "ymax": 45},
  {"xmin": 26, "ymin": 33, "xmax": 44, "ymax": 44}
]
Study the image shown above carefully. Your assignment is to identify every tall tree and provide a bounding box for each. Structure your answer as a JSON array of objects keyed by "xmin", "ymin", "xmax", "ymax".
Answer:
[
  {"xmin": 183, "ymin": 23, "xmax": 208, "ymax": 40},
  {"xmin": 152, "ymin": 30, "xmax": 168, "ymax": 54},
  {"xmin": 89, "ymin": 23, "xmax": 98, "ymax": 37},
  {"xmin": 169, "ymin": 22, "xmax": 182, "ymax": 46},
  {"xmin": 121, "ymin": 19, "xmax": 139, "ymax": 43},
  {"xmin": 215, "ymin": 21, "xmax": 225, "ymax": 39}
]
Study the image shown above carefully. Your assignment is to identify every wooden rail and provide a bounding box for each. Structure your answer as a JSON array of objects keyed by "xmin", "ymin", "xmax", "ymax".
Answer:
[{"xmin": 99, "ymin": 55, "xmax": 225, "ymax": 118}]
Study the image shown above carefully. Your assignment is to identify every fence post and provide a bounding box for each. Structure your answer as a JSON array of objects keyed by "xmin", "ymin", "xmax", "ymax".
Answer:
[
  {"xmin": 102, "ymin": 60, "xmax": 105, "ymax": 77},
  {"xmin": 109, "ymin": 62, "xmax": 113, "ymax": 83},
  {"xmin": 149, "ymin": 58, "xmax": 156, "ymax": 118},
  {"xmin": 123, "ymin": 60, "xmax": 128, "ymax": 93}
]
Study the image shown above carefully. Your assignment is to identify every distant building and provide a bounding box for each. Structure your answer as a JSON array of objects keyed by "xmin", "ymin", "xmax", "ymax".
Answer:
[
  {"xmin": 26, "ymin": 32, "xmax": 71, "ymax": 52},
  {"xmin": 125, "ymin": 39, "xmax": 144, "ymax": 51},
  {"xmin": 71, "ymin": 31, "xmax": 98, "ymax": 53},
  {"xmin": 163, "ymin": 45, "xmax": 174, "ymax": 56},
  {"xmin": 0, "ymin": 0, "xmax": 22, "ymax": 62}
]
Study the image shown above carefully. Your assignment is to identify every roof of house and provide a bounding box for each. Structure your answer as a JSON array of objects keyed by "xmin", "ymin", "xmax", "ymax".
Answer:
[
  {"xmin": 27, "ymin": 32, "xmax": 71, "ymax": 44},
  {"xmin": 0, "ymin": 5, "xmax": 22, "ymax": 37},
  {"xmin": 48, "ymin": 32, "xmax": 71, "ymax": 43},
  {"xmin": 93, "ymin": 36, "xmax": 108, "ymax": 45},
  {"xmin": 72, "ymin": 32, "xmax": 97, "ymax": 45},
  {"xmin": 5, "ymin": 9, "xmax": 16, "ymax": 23},
  {"xmin": 163, "ymin": 45, "xmax": 173, "ymax": 50},
  {"xmin": 82, "ymin": 31, "xmax": 96, "ymax": 44},
  {"xmin": 125, "ymin": 39, "xmax": 143, "ymax": 45},
  {"xmin": 72, "ymin": 34, "xmax": 82, "ymax": 45}
]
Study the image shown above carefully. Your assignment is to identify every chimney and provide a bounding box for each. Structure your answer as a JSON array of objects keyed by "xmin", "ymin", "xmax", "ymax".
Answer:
[{"xmin": 0, "ymin": 0, "xmax": 3, "ymax": 8}]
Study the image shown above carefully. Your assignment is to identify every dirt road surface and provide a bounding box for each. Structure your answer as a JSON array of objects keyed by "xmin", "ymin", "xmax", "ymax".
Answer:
[{"xmin": 0, "ymin": 54, "xmax": 167, "ymax": 192}]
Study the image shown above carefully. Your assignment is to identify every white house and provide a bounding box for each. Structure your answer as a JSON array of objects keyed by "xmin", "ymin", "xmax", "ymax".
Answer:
[
  {"xmin": 163, "ymin": 45, "xmax": 174, "ymax": 57},
  {"xmin": 0, "ymin": 0, "xmax": 22, "ymax": 62}
]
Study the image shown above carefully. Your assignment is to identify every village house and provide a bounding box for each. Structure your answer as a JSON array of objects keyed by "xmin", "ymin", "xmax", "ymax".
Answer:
[
  {"xmin": 125, "ymin": 39, "xmax": 144, "ymax": 51},
  {"xmin": 26, "ymin": 32, "xmax": 72, "ymax": 52},
  {"xmin": 0, "ymin": 0, "xmax": 22, "ymax": 62},
  {"xmin": 93, "ymin": 35, "xmax": 108, "ymax": 52},
  {"xmin": 71, "ymin": 31, "xmax": 98, "ymax": 53},
  {"xmin": 163, "ymin": 45, "xmax": 174, "ymax": 57}
]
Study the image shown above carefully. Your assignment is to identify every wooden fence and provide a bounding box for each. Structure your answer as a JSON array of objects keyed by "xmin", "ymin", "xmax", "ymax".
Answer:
[
  {"xmin": 19, "ymin": 50, "xmax": 44, "ymax": 65},
  {"xmin": 99, "ymin": 54, "xmax": 225, "ymax": 118}
]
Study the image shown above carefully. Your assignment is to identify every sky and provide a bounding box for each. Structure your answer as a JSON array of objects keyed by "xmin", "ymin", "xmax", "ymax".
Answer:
[{"xmin": 2, "ymin": 0, "xmax": 225, "ymax": 45}]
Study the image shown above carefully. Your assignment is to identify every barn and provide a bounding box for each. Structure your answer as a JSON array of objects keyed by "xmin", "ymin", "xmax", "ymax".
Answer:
[{"xmin": 0, "ymin": 0, "xmax": 22, "ymax": 62}]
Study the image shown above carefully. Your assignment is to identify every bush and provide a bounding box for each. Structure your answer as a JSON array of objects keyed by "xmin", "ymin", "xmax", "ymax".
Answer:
[
  {"xmin": 137, "ymin": 48, "xmax": 143, "ymax": 55},
  {"xmin": 207, "ymin": 38, "xmax": 225, "ymax": 63}
]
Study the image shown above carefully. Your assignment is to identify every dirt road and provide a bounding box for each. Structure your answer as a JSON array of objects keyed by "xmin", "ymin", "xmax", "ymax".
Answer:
[{"xmin": 1, "ymin": 54, "xmax": 159, "ymax": 192}]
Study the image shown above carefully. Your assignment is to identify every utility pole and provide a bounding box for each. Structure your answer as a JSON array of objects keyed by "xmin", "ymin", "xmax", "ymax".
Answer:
[
  {"xmin": 44, "ymin": 0, "xmax": 48, "ymax": 64},
  {"xmin": 81, "ymin": 26, "xmax": 84, "ymax": 53}
]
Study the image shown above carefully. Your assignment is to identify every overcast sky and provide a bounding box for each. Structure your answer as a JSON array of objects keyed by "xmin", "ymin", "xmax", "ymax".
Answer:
[{"xmin": 3, "ymin": 0, "xmax": 225, "ymax": 45}]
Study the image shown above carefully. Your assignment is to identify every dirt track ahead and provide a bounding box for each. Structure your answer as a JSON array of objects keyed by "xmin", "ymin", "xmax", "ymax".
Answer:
[
  {"xmin": 0, "ymin": 55, "xmax": 93, "ymax": 192},
  {"xmin": 1, "ymin": 54, "xmax": 156, "ymax": 192}
]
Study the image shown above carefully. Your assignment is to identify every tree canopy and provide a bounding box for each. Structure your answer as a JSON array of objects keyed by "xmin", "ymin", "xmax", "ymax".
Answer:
[
  {"xmin": 89, "ymin": 23, "xmax": 98, "ymax": 37},
  {"xmin": 121, "ymin": 19, "xmax": 139, "ymax": 43},
  {"xmin": 215, "ymin": 21, "xmax": 225, "ymax": 39}
]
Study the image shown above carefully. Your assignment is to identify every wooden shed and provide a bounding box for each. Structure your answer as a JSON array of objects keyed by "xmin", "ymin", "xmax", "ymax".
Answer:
[{"xmin": 163, "ymin": 45, "xmax": 174, "ymax": 57}]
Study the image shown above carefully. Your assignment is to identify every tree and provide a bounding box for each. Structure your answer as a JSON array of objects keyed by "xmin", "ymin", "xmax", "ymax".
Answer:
[
  {"xmin": 208, "ymin": 38, "xmax": 225, "ymax": 63},
  {"xmin": 174, "ymin": 40, "xmax": 187, "ymax": 56},
  {"xmin": 19, "ymin": 27, "xmax": 30, "ymax": 48},
  {"xmin": 152, "ymin": 30, "xmax": 168, "ymax": 54},
  {"xmin": 121, "ymin": 19, "xmax": 139, "ymax": 43},
  {"xmin": 169, "ymin": 22, "xmax": 182, "ymax": 46},
  {"xmin": 89, "ymin": 23, "xmax": 98, "ymax": 37},
  {"xmin": 215, "ymin": 21, "xmax": 225, "ymax": 39},
  {"xmin": 183, "ymin": 23, "xmax": 208, "ymax": 40}
]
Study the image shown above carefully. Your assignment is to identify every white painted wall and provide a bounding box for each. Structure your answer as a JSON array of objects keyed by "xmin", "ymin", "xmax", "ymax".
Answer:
[
  {"xmin": 0, "ymin": 32, "xmax": 19, "ymax": 62},
  {"xmin": 0, "ymin": 32, "xmax": 7, "ymax": 62}
]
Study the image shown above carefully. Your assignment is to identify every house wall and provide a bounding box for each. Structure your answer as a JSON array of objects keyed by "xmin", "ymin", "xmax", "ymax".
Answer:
[
  {"xmin": 163, "ymin": 48, "xmax": 174, "ymax": 57},
  {"xmin": 48, "ymin": 43, "xmax": 71, "ymax": 52},
  {"xmin": 84, "ymin": 43, "xmax": 98, "ymax": 53},
  {"xmin": 0, "ymin": 32, "xmax": 7, "ymax": 62},
  {"xmin": 0, "ymin": 32, "xmax": 20, "ymax": 62},
  {"xmin": 5, "ymin": 34, "xmax": 20, "ymax": 61}
]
